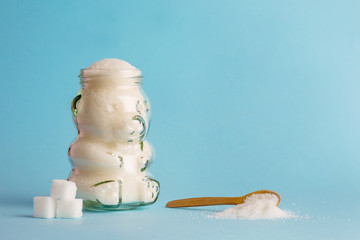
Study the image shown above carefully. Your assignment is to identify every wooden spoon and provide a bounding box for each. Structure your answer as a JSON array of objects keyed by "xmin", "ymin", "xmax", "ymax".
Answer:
[{"xmin": 166, "ymin": 190, "xmax": 281, "ymax": 208}]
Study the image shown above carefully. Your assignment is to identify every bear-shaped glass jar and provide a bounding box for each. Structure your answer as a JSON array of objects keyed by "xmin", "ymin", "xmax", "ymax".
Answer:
[{"xmin": 68, "ymin": 59, "xmax": 159, "ymax": 211}]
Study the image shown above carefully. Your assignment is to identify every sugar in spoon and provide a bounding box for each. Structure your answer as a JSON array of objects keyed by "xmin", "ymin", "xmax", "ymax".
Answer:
[{"xmin": 166, "ymin": 190, "xmax": 281, "ymax": 208}]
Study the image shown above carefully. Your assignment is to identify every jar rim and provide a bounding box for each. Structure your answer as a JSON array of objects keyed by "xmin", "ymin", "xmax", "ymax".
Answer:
[{"xmin": 79, "ymin": 68, "xmax": 143, "ymax": 84}]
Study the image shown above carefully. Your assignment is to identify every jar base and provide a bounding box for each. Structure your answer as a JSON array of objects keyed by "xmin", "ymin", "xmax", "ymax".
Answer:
[{"xmin": 83, "ymin": 200, "xmax": 156, "ymax": 211}]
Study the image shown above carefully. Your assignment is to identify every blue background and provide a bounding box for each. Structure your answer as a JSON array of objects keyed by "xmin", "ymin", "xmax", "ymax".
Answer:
[{"xmin": 1, "ymin": 0, "xmax": 359, "ymax": 239}]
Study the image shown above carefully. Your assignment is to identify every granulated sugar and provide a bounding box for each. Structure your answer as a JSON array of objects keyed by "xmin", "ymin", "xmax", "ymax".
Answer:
[
  {"xmin": 209, "ymin": 194, "xmax": 296, "ymax": 220},
  {"xmin": 68, "ymin": 58, "xmax": 159, "ymax": 205}
]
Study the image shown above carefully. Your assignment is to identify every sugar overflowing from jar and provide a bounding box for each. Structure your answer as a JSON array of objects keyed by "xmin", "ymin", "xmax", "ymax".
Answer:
[{"xmin": 208, "ymin": 194, "xmax": 296, "ymax": 220}]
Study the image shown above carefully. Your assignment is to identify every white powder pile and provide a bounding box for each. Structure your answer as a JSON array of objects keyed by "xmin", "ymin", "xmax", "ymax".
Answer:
[
  {"xmin": 209, "ymin": 194, "xmax": 296, "ymax": 220},
  {"xmin": 87, "ymin": 58, "xmax": 136, "ymax": 70},
  {"xmin": 82, "ymin": 58, "xmax": 141, "ymax": 79}
]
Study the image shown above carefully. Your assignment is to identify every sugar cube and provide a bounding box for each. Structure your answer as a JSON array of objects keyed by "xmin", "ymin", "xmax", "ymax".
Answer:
[
  {"xmin": 51, "ymin": 179, "xmax": 77, "ymax": 200},
  {"xmin": 33, "ymin": 196, "xmax": 56, "ymax": 218},
  {"xmin": 56, "ymin": 199, "xmax": 83, "ymax": 218}
]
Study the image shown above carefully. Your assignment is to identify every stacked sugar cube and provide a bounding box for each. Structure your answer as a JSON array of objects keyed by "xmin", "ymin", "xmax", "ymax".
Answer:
[{"xmin": 33, "ymin": 179, "xmax": 83, "ymax": 219}]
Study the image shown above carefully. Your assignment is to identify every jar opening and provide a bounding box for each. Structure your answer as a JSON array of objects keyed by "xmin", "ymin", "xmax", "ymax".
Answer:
[{"xmin": 80, "ymin": 68, "xmax": 143, "ymax": 85}]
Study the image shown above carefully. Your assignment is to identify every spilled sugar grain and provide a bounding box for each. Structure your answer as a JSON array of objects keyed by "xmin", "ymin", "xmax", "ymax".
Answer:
[{"xmin": 208, "ymin": 193, "xmax": 296, "ymax": 220}]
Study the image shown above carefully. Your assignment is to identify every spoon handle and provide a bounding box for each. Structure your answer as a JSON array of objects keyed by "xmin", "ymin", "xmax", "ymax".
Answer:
[{"xmin": 166, "ymin": 197, "xmax": 244, "ymax": 208}]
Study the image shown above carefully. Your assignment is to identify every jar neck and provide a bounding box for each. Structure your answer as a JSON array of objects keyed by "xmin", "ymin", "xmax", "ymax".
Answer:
[{"xmin": 79, "ymin": 68, "xmax": 143, "ymax": 87}]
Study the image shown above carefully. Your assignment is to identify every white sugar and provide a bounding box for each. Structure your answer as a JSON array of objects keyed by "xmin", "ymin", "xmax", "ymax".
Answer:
[
  {"xmin": 34, "ymin": 179, "xmax": 83, "ymax": 219},
  {"xmin": 209, "ymin": 194, "xmax": 296, "ymax": 220},
  {"xmin": 69, "ymin": 58, "xmax": 158, "ymax": 206},
  {"xmin": 56, "ymin": 199, "xmax": 83, "ymax": 219},
  {"xmin": 82, "ymin": 58, "xmax": 141, "ymax": 79},
  {"xmin": 33, "ymin": 196, "xmax": 56, "ymax": 218},
  {"xmin": 88, "ymin": 58, "xmax": 136, "ymax": 70},
  {"xmin": 50, "ymin": 179, "xmax": 77, "ymax": 200}
]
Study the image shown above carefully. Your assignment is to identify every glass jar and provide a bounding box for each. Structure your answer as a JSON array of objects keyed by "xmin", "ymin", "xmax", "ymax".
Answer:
[{"xmin": 68, "ymin": 67, "xmax": 160, "ymax": 211}]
